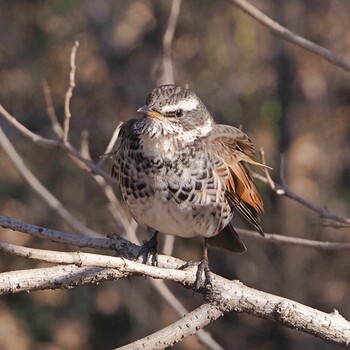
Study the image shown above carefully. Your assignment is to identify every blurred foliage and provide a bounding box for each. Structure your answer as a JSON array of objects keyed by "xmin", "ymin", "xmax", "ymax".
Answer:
[{"xmin": 0, "ymin": 1, "xmax": 349, "ymax": 349}]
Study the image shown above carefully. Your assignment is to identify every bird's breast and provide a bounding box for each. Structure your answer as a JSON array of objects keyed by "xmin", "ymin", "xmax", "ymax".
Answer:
[{"xmin": 115, "ymin": 135, "xmax": 232, "ymax": 237}]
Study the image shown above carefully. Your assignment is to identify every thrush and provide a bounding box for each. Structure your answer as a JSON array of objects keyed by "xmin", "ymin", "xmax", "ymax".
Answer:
[{"xmin": 112, "ymin": 84, "xmax": 266, "ymax": 289}]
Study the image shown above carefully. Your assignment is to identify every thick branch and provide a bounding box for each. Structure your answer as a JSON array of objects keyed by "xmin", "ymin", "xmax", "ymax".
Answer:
[
  {"xmin": 0, "ymin": 240, "xmax": 193, "ymax": 285},
  {"xmin": 0, "ymin": 264, "xmax": 122, "ymax": 294},
  {"xmin": 0, "ymin": 238, "xmax": 349, "ymax": 346}
]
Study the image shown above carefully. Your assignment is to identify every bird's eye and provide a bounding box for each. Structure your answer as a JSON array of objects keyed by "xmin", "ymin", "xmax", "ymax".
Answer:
[{"xmin": 174, "ymin": 109, "xmax": 184, "ymax": 118}]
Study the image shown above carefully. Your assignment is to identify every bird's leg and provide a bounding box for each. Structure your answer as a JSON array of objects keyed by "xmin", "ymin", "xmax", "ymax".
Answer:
[
  {"xmin": 194, "ymin": 238, "xmax": 212, "ymax": 291},
  {"xmin": 138, "ymin": 230, "xmax": 159, "ymax": 266}
]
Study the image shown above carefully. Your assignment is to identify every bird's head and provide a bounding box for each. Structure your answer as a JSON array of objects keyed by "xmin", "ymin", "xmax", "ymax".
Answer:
[{"xmin": 137, "ymin": 85, "xmax": 213, "ymax": 138}]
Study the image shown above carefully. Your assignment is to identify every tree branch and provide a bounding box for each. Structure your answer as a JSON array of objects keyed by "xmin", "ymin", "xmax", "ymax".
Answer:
[
  {"xmin": 0, "ymin": 235, "xmax": 349, "ymax": 346},
  {"xmin": 0, "ymin": 127, "xmax": 101, "ymax": 237},
  {"xmin": 0, "ymin": 104, "xmax": 113, "ymax": 182},
  {"xmin": 161, "ymin": 0, "xmax": 182, "ymax": 84},
  {"xmin": 42, "ymin": 80, "xmax": 64, "ymax": 138},
  {"xmin": 229, "ymin": 0, "xmax": 350, "ymax": 72},
  {"xmin": 0, "ymin": 264, "xmax": 122, "ymax": 294},
  {"xmin": 117, "ymin": 303, "xmax": 223, "ymax": 350},
  {"xmin": 63, "ymin": 41, "xmax": 79, "ymax": 141},
  {"xmin": 148, "ymin": 279, "xmax": 224, "ymax": 350},
  {"xmin": 237, "ymin": 228, "xmax": 350, "ymax": 250},
  {"xmin": 253, "ymin": 154, "xmax": 350, "ymax": 227}
]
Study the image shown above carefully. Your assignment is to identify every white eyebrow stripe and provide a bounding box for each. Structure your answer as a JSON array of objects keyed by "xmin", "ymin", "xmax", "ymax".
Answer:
[{"xmin": 161, "ymin": 98, "xmax": 199, "ymax": 113}]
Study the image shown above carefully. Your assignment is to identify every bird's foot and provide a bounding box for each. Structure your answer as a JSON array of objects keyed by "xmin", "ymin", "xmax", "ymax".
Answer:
[
  {"xmin": 194, "ymin": 256, "xmax": 212, "ymax": 291},
  {"xmin": 137, "ymin": 233, "xmax": 158, "ymax": 266}
]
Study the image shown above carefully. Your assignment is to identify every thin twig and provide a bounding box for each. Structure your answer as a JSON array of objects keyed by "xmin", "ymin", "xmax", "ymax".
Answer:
[
  {"xmin": 0, "ymin": 104, "xmax": 58, "ymax": 147},
  {"xmin": 251, "ymin": 156, "xmax": 350, "ymax": 227},
  {"xmin": 0, "ymin": 215, "xmax": 139, "ymax": 256},
  {"xmin": 0, "ymin": 129, "xmax": 101, "ymax": 238},
  {"xmin": 229, "ymin": 0, "xmax": 350, "ymax": 72},
  {"xmin": 259, "ymin": 148, "xmax": 275, "ymax": 189},
  {"xmin": 80, "ymin": 130, "xmax": 91, "ymax": 160},
  {"xmin": 80, "ymin": 123, "xmax": 136, "ymax": 239},
  {"xmin": 236, "ymin": 228, "xmax": 350, "ymax": 250},
  {"xmin": 162, "ymin": 235, "xmax": 175, "ymax": 256},
  {"xmin": 0, "ymin": 101, "xmax": 135, "ymax": 240},
  {"xmin": 63, "ymin": 41, "xmax": 79, "ymax": 141},
  {"xmin": 0, "ymin": 104, "xmax": 114, "ymax": 182},
  {"xmin": 42, "ymin": 80, "xmax": 64, "ymax": 138},
  {"xmin": 161, "ymin": 0, "xmax": 182, "ymax": 84},
  {"xmin": 98, "ymin": 121, "xmax": 122, "ymax": 167}
]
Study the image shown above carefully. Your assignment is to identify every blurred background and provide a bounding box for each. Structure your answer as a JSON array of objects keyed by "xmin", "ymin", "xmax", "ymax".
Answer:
[{"xmin": 0, "ymin": 1, "xmax": 349, "ymax": 349}]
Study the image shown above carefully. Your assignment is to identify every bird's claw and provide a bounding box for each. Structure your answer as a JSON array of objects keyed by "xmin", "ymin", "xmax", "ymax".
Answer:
[
  {"xmin": 194, "ymin": 256, "xmax": 212, "ymax": 292},
  {"xmin": 137, "ymin": 235, "xmax": 158, "ymax": 266}
]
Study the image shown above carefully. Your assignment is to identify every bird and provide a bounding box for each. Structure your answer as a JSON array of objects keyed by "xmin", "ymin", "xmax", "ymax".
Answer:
[{"xmin": 111, "ymin": 84, "xmax": 266, "ymax": 289}]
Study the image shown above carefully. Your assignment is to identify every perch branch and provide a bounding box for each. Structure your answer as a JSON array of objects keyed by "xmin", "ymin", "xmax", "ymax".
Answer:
[
  {"xmin": 2, "ymin": 215, "xmax": 350, "ymax": 253},
  {"xmin": 0, "ymin": 237, "xmax": 349, "ymax": 346}
]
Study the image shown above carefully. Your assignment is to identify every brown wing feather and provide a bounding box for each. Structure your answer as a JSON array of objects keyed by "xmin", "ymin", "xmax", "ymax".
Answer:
[{"xmin": 209, "ymin": 124, "xmax": 266, "ymax": 236}]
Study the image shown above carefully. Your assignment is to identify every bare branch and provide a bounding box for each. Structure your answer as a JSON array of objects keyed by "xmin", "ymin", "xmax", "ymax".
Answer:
[
  {"xmin": 0, "ymin": 104, "xmax": 59, "ymax": 147},
  {"xmin": 237, "ymin": 228, "xmax": 350, "ymax": 251},
  {"xmin": 0, "ymin": 265, "xmax": 122, "ymax": 295},
  {"xmin": 0, "ymin": 215, "xmax": 138, "ymax": 256},
  {"xmin": 252, "ymin": 157, "xmax": 350, "ymax": 227},
  {"xmin": 0, "ymin": 104, "xmax": 114, "ymax": 182},
  {"xmin": 63, "ymin": 41, "xmax": 79, "ymax": 141},
  {"xmin": 42, "ymin": 80, "xmax": 64, "ymax": 138},
  {"xmin": 118, "ymin": 303, "xmax": 223, "ymax": 350},
  {"xmin": 229, "ymin": 0, "xmax": 350, "ymax": 72},
  {"xmin": 0, "ymin": 236, "xmax": 349, "ymax": 346},
  {"xmin": 160, "ymin": 0, "xmax": 182, "ymax": 84},
  {"xmin": 0, "ymin": 240, "xmax": 193, "ymax": 285},
  {"xmin": 149, "ymin": 279, "xmax": 224, "ymax": 350},
  {"xmin": 98, "ymin": 121, "xmax": 122, "ymax": 167},
  {"xmin": 0, "ymin": 128, "xmax": 100, "ymax": 237}
]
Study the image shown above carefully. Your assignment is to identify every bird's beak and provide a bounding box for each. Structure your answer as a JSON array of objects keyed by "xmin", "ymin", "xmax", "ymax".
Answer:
[{"xmin": 137, "ymin": 105, "xmax": 164, "ymax": 120}]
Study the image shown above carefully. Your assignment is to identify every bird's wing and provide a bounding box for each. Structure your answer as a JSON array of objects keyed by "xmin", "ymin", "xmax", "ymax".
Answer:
[
  {"xmin": 110, "ymin": 119, "xmax": 136, "ymax": 179},
  {"xmin": 208, "ymin": 124, "xmax": 267, "ymax": 236}
]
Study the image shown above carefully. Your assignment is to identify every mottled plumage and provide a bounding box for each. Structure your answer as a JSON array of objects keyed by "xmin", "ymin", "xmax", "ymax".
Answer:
[
  {"xmin": 112, "ymin": 85, "xmax": 265, "ymax": 279},
  {"xmin": 112, "ymin": 85, "xmax": 263, "ymax": 289}
]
